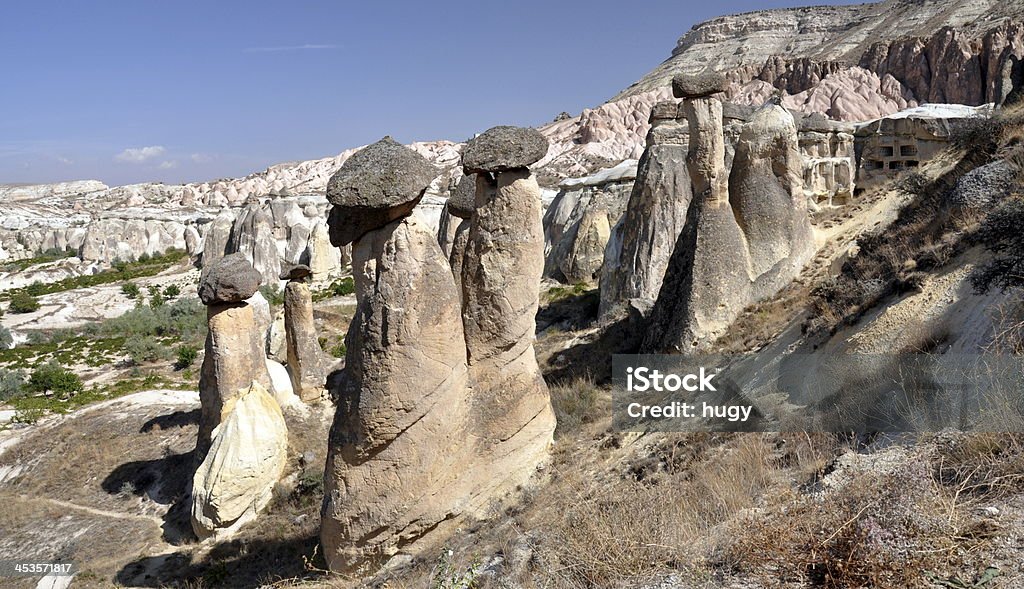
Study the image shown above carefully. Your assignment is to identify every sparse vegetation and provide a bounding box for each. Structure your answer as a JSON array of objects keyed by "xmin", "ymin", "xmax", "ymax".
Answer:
[
  {"xmin": 260, "ymin": 283, "xmax": 285, "ymax": 306},
  {"xmin": 0, "ymin": 247, "xmax": 76, "ymax": 272},
  {"xmin": 0, "ymin": 368, "xmax": 25, "ymax": 402},
  {"xmin": 0, "ymin": 325, "xmax": 12, "ymax": 349},
  {"xmin": 313, "ymin": 276, "xmax": 355, "ymax": 301},
  {"xmin": 0, "ymin": 248, "xmax": 189, "ymax": 302},
  {"xmin": 549, "ymin": 375, "xmax": 607, "ymax": 437},
  {"xmin": 175, "ymin": 344, "xmax": 199, "ymax": 369},
  {"xmin": 124, "ymin": 335, "xmax": 172, "ymax": 366},
  {"xmin": 27, "ymin": 360, "xmax": 83, "ymax": 396},
  {"xmin": 8, "ymin": 292, "xmax": 41, "ymax": 314},
  {"xmin": 120, "ymin": 282, "xmax": 141, "ymax": 299}
]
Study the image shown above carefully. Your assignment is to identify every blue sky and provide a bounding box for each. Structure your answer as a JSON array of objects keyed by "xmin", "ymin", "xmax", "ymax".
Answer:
[{"xmin": 0, "ymin": 0, "xmax": 863, "ymax": 186}]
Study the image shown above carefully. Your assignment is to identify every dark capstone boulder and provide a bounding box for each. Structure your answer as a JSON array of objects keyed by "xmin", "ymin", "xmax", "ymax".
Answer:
[
  {"xmin": 280, "ymin": 263, "xmax": 313, "ymax": 281},
  {"xmin": 198, "ymin": 253, "xmax": 262, "ymax": 305},
  {"xmin": 672, "ymin": 72, "xmax": 729, "ymax": 99},
  {"xmin": 326, "ymin": 136, "xmax": 438, "ymax": 246},
  {"xmin": 447, "ymin": 174, "xmax": 477, "ymax": 219},
  {"xmin": 462, "ymin": 126, "xmax": 548, "ymax": 174}
]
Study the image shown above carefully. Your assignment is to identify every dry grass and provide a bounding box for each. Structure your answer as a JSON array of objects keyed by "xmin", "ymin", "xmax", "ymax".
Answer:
[{"xmin": 548, "ymin": 375, "xmax": 609, "ymax": 437}]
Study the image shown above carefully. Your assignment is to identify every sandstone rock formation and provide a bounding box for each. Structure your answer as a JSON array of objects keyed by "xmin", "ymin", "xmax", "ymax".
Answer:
[
  {"xmin": 544, "ymin": 160, "xmax": 635, "ymax": 284},
  {"xmin": 599, "ymin": 101, "xmax": 693, "ymax": 315},
  {"xmin": 459, "ymin": 127, "xmax": 556, "ymax": 503},
  {"xmin": 641, "ymin": 76, "xmax": 815, "ymax": 352},
  {"xmin": 196, "ymin": 254, "xmax": 273, "ymax": 456},
  {"xmin": 191, "ymin": 381, "xmax": 288, "ymax": 539},
  {"xmin": 228, "ymin": 198, "xmax": 281, "ymax": 286},
  {"xmin": 281, "ymin": 264, "xmax": 328, "ymax": 403},
  {"xmin": 322, "ymin": 128, "xmax": 554, "ymax": 572},
  {"xmin": 322, "ymin": 140, "xmax": 473, "ymax": 571}
]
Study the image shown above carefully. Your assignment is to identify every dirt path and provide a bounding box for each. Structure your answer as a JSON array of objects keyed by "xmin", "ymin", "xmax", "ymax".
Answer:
[{"xmin": 17, "ymin": 495, "xmax": 166, "ymax": 528}]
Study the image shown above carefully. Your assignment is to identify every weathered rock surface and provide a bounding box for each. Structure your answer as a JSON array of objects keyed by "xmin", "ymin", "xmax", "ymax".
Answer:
[
  {"xmin": 673, "ymin": 72, "xmax": 729, "ymax": 98},
  {"xmin": 191, "ymin": 382, "xmax": 288, "ymax": 539},
  {"xmin": 323, "ymin": 128, "xmax": 554, "ymax": 573},
  {"xmin": 228, "ymin": 199, "xmax": 281, "ymax": 286},
  {"xmin": 284, "ymin": 279, "xmax": 328, "ymax": 403},
  {"xmin": 198, "ymin": 253, "xmax": 262, "ymax": 305},
  {"xmin": 197, "ymin": 256, "xmax": 272, "ymax": 456},
  {"xmin": 322, "ymin": 216, "xmax": 473, "ymax": 572},
  {"xmin": 462, "ymin": 126, "xmax": 549, "ymax": 173},
  {"xmin": 460, "ymin": 164, "xmax": 555, "ymax": 503},
  {"xmin": 600, "ymin": 104, "xmax": 693, "ymax": 315},
  {"xmin": 326, "ymin": 137, "xmax": 439, "ymax": 245},
  {"xmin": 446, "ymin": 174, "xmax": 476, "ymax": 219},
  {"xmin": 642, "ymin": 92, "xmax": 815, "ymax": 352},
  {"xmin": 544, "ymin": 160, "xmax": 636, "ymax": 284}
]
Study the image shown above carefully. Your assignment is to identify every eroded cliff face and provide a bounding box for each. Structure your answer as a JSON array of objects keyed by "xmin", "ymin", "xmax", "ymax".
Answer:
[{"xmin": 618, "ymin": 0, "xmax": 1024, "ymax": 100}]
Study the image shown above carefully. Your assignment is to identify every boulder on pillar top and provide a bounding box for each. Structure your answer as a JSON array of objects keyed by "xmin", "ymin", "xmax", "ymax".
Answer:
[
  {"xmin": 280, "ymin": 263, "xmax": 312, "ymax": 282},
  {"xmin": 198, "ymin": 253, "xmax": 263, "ymax": 305},
  {"xmin": 672, "ymin": 71, "xmax": 729, "ymax": 99},
  {"xmin": 326, "ymin": 136, "xmax": 438, "ymax": 247},
  {"xmin": 446, "ymin": 174, "xmax": 477, "ymax": 219},
  {"xmin": 462, "ymin": 126, "xmax": 549, "ymax": 174}
]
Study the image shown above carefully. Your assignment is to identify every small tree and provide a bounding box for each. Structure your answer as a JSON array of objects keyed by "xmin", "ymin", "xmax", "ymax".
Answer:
[
  {"xmin": 28, "ymin": 361, "xmax": 83, "ymax": 396},
  {"xmin": 175, "ymin": 344, "xmax": 199, "ymax": 369},
  {"xmin": 163, "ymin": 284, "xmax": 181, "ymax": 298},
  {"xmin": 121, "ymin": 282, "xmax": 141, "ymax": 299},
  {"xmin": 8, "ymin": 292, "xmax": 41, "ymax": 314}
]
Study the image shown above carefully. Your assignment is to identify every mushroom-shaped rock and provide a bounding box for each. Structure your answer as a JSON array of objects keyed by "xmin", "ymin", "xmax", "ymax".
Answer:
[
  {"xmin": 462, "ymin": 126, "xmax": 549, "ymax": 174},
  {"xmin": 198, "ymin": 253, "xmax": 262, "ymax": 305},
  {"xmin": 280, "ymin": 263, "xmax": 312, "ymax": 281},
  {"xmin": 672, "ymin": 72, "xmax": 729, "ymax": 99},
  {"xmin": 326, "ymin": 137, "xmax": 438, "ymax": 246},
  {"xmin": 446, "ymin": 174, "xmax": 476, "ymax": 219}
]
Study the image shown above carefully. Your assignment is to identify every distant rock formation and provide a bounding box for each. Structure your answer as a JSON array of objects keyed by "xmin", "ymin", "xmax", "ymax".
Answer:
[
  {"xmin": 544, "ymin": 159, "xmax": 635, "ymax": 285},
  {"xmin": 281, "ymin": 264, "xmax": 328, "ymax": 403},
  {"xmin": 322, "ymin": 129, "xmax": 554, "ymax": 572},
  {"xmin": 642, "ymin": 74, "xmax": 814, "ymax": 352}
]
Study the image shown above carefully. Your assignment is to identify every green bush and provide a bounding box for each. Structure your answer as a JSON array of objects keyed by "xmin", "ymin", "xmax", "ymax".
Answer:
[
  {"xmin": 121, "ymin": 282, "xmax": 141, "ymax": 299},
  {"xmin": 259, "ymin": 284, "xmax": 284, "ymax": 306},
  {"xmin": 124, "ymin": 335, "xmax": 171, "ymax": 366},
  {"xmin": 138, "ymin": 252, "xmax": 151, "ymax": 263},
  {"xmin": 97, "ymin": 297, "xmax": 206, "ymax": 342},
  {"xmin": 8, "ymin": 292, "xmax": 41, "ymax": 314},
  {"xmin": 314, "ymin": 277, "xmax": 355, "ymax": 301},
  {"xmin": 149, "ymin": 290, "xmax": 165, "ymax": 309},
  {"xmin": 0, "ymin": 368, "xmax": 25, "ymax": 402},
  {"xmin": 27, "ymin": 361, "xmax": 83, "ymax": 396},
  {"xmin": 163, "ymin": 284, "xmax": 181, "ymax": 298},
  {"xmin": 0, "ymin": 325, "xmax": 11, "ymax": 349},
  {"xmin": 25, "ymin": 282, "xmax": 47, "ymax": 296},
  {"xmin": 175, "ymin": 344, "xmax": 199, "ymax": 369}
]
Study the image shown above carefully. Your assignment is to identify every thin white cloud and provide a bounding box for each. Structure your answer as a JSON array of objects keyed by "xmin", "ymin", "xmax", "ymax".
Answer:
[
  {"xmin": 158, "ymin": 160, "xmax": 178, "ymax": 170},
  {"xmin": 115, "ymin": 145, "xmax": 166, "ymax": 163},
  {"xmin": 244, "ymin": 43, "xmax": 338, "ymax": 53},
  {"xmin": 57, "ymin": 156, "xmax": 73, "ymax": 165},
  {"xmin": 191, "ymin": 153, "xmax": 213, "ymax": 164}
]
